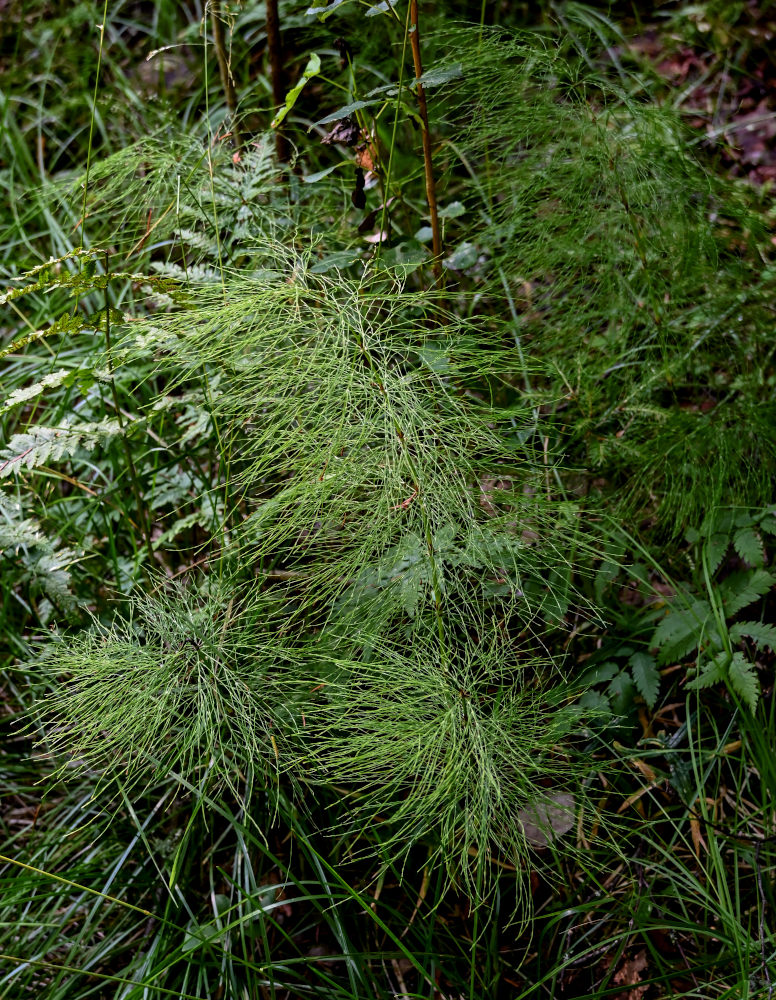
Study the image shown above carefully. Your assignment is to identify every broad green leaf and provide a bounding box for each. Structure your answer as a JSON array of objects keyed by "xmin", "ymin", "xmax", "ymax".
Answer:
[
  {"xmin": 443, "ymin": 241, "xmax": 479, "ymax": 271},
  {"xmin": 306, "ymin": 0, "xmax": 351, "ymax": 18},
  {"xmin": 606, "ymin": 669, "xmax": 636, "ymax": 715},
  {"xmin": 720, "ymin": 569, "xmax": 775, "ymax": 617},
  {"xmin": 365, "ymin": 0, "xmax": 398, "ymax": 16},
  {"xmin": 729, "ymin": 621, "xmax": 776, "ymax": 649},
  {"xmin": 381, "ymin": 238, "xmax": 428, "ymax": 274},
  {"xmin": 580, "ymin": 661, "xmax": 619, "ymax": 686},
  {"xmin": 629, "ymin": 651, "xmax": 660, "ymax": 708},
  {"xmin": 417, "ymin": 344, "xmax": 452, "ymax": 374},
  {"xmin": 415, "ymin": 64, "xmax": 464, "ymax": 88},
  {"xmin": 309, "ymin": 250, "xmax": 361, "ymax": 273},
  {"xmin": 302, "ymin": 163, "xmax": 344, "ymax": 184},
  {"xmin": 578, "ymin": 689, "xmax": 612, "ymax": 714},
  {"xmin": 272, "ymin": 53, "xmax": 322, "ymax": 129},
  {"xmin": 686, "ymin": 650, "xmax": 728, "ymax": 692},
  {"xmin": 313, "ymin": 99, "xmax": 382, "ymax": 127},
  {"xmin": 438, "ymin": 201, "xmax": 466, "ymax": 220},
  {"xmin": 652, "ymin": 599, "xmax": 710, "ymax": 664},
  {"xmin": 728, "ymin": 652, "xmax": 759, "ymax": 712},
  {"xmin": 733, "ymin": 526, "xmax": 764, "ymax": 567}
]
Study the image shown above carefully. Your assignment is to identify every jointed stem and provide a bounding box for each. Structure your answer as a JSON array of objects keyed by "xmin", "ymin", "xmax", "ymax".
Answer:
[
  {"xmin": 349, "ymin": 305, "xmax": 448, "ymax": 662},
  {"xmin": 266, "ymin": 0, "xmax": 290, "ymax": 163},
  {"xmin": 209, "ymin": 1, "xmax": 243, "ymax": 151},
  {"xmin": 409, "ymin": 0, "xmax": 444, "ymax": 285},
  {"xmin": 79, "ymin": 0, "xmax": 110, "ymax": 245},
  {"xmin": 103, "ymin": 253, "xmax": 155, "ymax": 567}
]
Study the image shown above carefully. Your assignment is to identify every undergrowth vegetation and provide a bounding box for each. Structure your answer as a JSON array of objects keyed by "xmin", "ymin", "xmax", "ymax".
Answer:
[{"xmin": 1, "ymin": 2, "xmax": 775, "ymax": 997}]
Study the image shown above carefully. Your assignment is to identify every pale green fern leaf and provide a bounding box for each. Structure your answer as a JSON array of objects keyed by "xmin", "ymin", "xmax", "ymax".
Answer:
[{"xmin": 0, "ymin": 419, "xmax": 123, "ymax": 478}]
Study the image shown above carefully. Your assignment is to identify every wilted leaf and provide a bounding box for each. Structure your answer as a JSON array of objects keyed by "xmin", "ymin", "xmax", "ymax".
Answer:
[
  {"xmin": 321, "ymin": 117, "xmax": 361, "ymax": 147},
  {"xmin": 518, "ymin": 791, "xmax": 575, "ymax": 848},
  {"xmin": 612, "ymin": 949, "xmax": 649, "ymax": 1000}
]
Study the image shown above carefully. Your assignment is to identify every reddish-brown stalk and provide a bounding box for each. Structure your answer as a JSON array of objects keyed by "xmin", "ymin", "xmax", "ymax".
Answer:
[
  {"xmin": 408, "ymin": 0, "xmax": 443, "ymax": 285},
  {"xmin": 210, "ymin": 1, "xmax": 243, "ymax": 151}
]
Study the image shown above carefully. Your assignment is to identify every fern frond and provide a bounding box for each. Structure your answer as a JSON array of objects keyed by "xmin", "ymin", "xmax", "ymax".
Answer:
[
  {"xmin": 0, "ymin": 418, "xmax": 123, "ymax": 478},
  {"xmin": 729, "ymin": 621, "xmax": 776, "ymax": 649},
  {"xmin": 0, "ymin": 490, "xmax": 79, "ymax": 614}
]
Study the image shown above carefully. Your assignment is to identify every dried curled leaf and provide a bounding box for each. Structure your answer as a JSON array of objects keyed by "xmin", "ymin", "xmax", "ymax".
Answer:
[{"xmin": 517, "ymin": 791, "xmax": 575, "ymax": 848}]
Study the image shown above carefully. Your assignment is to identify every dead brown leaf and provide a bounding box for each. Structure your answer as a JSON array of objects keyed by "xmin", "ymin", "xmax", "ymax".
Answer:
[{"xmin": 612, "ymin": 949, "xmax": 649, "ymax": 1000}]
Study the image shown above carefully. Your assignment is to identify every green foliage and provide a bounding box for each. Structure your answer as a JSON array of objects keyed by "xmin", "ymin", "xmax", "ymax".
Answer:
[
  {"xmin": 578, "ymin": 645, "xmax": 660, "ymax": 721},
  {"xmin": 651, "ymin": 507, "xmax": 776, "ymax": 711},
  {"xmin": 284, "ymin": 631, "xmax": 578, "ymax": 899},
  {"xmin": 0, "ymin": 418, "xmax": 124, "ymax": 478},
  {"xmin": 0, "ymin": 490, "xmax": 79, "ymax": 620},
  {"xmin": 37, "ymin": 585, "xmax": 294, "ymax": 792},
  {"xmin": 628, "ymin": 650, "xmax": 661, "ymax": 709},
  {"xmin": 19, "ymin": 235, "xmax": 590, "ymax": 901},
  {"xmin": 435, "ymin": 27, "xmax": 776, "ymax": 532}
]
